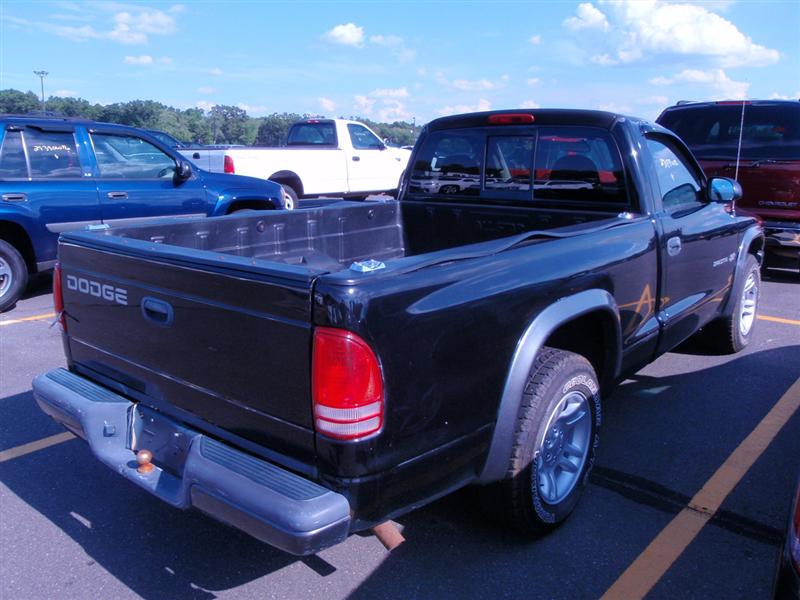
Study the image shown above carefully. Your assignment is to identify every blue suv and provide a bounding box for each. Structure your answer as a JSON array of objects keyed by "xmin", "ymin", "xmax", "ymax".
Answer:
[{"xmin": 0, "ymin": 115, "xmax": 290, "ymax": 311}]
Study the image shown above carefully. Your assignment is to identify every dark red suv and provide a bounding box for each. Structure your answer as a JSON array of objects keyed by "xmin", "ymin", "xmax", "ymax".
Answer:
[{"xmin": 657, "ymin": 100, "xmax": 800, "ymax": 272}]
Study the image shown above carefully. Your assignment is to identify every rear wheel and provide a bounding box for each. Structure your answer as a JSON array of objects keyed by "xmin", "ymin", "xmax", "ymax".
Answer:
[
  {"xmin": 704, "ymin": 254, "xmax": 760, "ymax": 353},
  {"xmin": 280, "ymin": 184, "xmax": 297, "ymax": 210},
  {"xmin": 496, "ymin": 347, "xmax": 601, "ymax": 534},
  {"xmin": 0, "ymin": 239, "xmax": 28, "ymax": 312}
]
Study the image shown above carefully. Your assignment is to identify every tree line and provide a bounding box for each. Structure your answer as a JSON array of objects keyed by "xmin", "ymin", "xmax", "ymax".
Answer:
[{"xmin": 0, "ymin": 89, "xmax": 421, "ymax": 147}]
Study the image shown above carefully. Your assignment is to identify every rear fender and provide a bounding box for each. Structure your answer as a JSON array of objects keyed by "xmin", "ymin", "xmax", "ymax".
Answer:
[
  {"xmin": 720, "ymin": 225, "xmax": 764, "ymax": 317},
  {"xmin": 477, "ymin": 289, "xmax": 621, "ymax": 484}
]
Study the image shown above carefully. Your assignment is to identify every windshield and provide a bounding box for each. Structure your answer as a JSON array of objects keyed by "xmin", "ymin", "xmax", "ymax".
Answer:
[{"xmin": 658, "ymin": 104, "xmax": 800, "ymax": 161}]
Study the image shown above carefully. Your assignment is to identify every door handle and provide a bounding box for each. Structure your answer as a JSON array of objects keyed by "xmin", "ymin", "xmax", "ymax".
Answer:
[
  {"xmin": 192, "ymin": 152, "xmax": 201, "ymax": 159},
  {"xmin": 1, "ymin": 193, "xmax": 27, "ymax": 202},
  {"xmin": 107, "ymin": 191, "xmax": 128, "ymax": 200},
  {"xmin": 141, "ymin": 297, "xmax": 174, "ymax": 326},
  {"xmin": 667, "ymin": 236, "xmax": 682, "ymax": 257},
  {"xmin": 352, "ymin": 156, "xmax": 361, "ymax": 162}
]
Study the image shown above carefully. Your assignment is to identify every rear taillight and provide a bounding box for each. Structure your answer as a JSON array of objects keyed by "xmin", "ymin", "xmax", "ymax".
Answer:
[
  {"xmin": 52, "ymin": 263, "xmax": 66, "ymax": 331},
  {"xmin": 791, "ymin": 487, "xmax": 800, "ymax": 572},
  {"xmin": 223, "ymin": 155, "xmax": 235, "ymax": 174},
  {"xmin": 312, "ymin": 327, "xmax": 384, "ymax": 440}
]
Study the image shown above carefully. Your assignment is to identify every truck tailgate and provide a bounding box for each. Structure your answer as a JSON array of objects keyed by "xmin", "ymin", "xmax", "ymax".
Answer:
[{"xmin": 57, "ymin": 238, "xmax": 318, "ymax": 464}]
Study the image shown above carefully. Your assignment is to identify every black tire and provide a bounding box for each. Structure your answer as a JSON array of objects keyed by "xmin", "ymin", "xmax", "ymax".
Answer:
[
  {"xmin": 704, "ymin": 254, "xmax": 760, "ymax": 354},
  {"xmin": 497, "ymin": 347, "xmax": 601, "ymax": 535},
  {"xmin": 280, "ymin": 184, "xmax": 298, "ymax": 210},
  {"xmin": 0, "ymin": 239, "xmax": 28, "ymax": 312}
]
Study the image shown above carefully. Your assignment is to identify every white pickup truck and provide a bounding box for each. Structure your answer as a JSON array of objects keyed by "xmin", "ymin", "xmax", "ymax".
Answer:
[{"xmin": 179, "ymin": 119, "xmax": 411, "ymax": 207}]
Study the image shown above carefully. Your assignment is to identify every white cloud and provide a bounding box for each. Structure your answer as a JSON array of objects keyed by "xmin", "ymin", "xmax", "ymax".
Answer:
[
  {"xmin": 370, "ymin": 34, "xmax": 403, "ymax": 47},
  {"xmin": 158, "ymin": 56, "xmax": 173, "ymax": 65},
  {"xmin": 108, "ymin": 8, "xmax": 178, "ymax": 44},
  {"xmin": 377, "ymin": 99, "xmax": 410, "ymax": 122},
  {"xmin": 237, "ymin": 103, "xmax": 268, "ymax": 116},
  {"xmin": 641, "ymin": 95, "xmax": 669, "ymax": 105},
  {"xmin": 210, "ymin": 67, "xmax": 223, "ymax": 76},
  {"xmin": 436, "ymin": 73, "xmax": 506, "ymax": 91},
  {"xmin": 590, "ymin": 53, "xmax": 618, "ymax": 66},
  {"xmin": 437, "ymin": 99, "xmax": 492, "ymax": 116},
  {"xmin": 353, "ymin": 88, "xmax": 411, "ymax": 121},
  {"xmin": 370, "ymin": 33, "xmax": 415, "ymax": 62},
  {"xmin": 318, "ymin": 97, "xmax": 336, "ymax": 113},
  {"xmin": 354, "ymin": 95, "xmax": 376, "ymax": 115},
  {"xmin": 53, "ymin": 90, "xmax": 78, "ymax": 98},
  {"xmin": 564, "ymin": 3, "xmax": 610, "ymax": 31},
  {"xmin": 452, "ymin": 78, "xmax": 498, "ymax": 91},
  {"xmin": 197, "ymin": 87, "xmax": 216, "ymax": 94},
  {"xmin": 6, "ymin": 6, "xmax": 180, "ymax": 44},
  {"xmin": 650, "ymin": 68, "xmax": 750, "ymax": 99},
  {"xmin": 196, "ymin": 100, "xmax": 214, "ymax": 111},
  {"xmin": 526, "ymin": 78, "xmax": 542, "ymax": 86},
  {"xmin": 370, "ymin": 87, "xmax": 409, "ymax": 99},
  {"xmin": 124, "ymin": 55, "xmax": 153, "ymax": 65},
  {"xmin": 598, "ymin": 102, "xmax": 634, "ymax": 114},
  {"xmin": 565, "ymin": 0, "xmax": 780, "ymax": 68},
  {"xmin": 521, "ymin": 100, "xmax": 540, "ymax": 109},
  {"xmin": 417, "ymin": 67, "xmax": 428, "ymax": 77},
  {"xmin": 529, "ymin": 35, "xmax": 542, "ymax": 45},
  {"xmin": 324, "ymin": 23, "xmax": 365, "ymax": 47},
  {"xmin": 768, "ymin": 91, "xmax": 800, "ymax": 100}
]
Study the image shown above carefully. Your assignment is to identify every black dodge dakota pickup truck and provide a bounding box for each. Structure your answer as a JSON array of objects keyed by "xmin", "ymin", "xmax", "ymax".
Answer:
[{"xmin": 33, "ymin": 109, "xmax": 764, "ymax": 555}]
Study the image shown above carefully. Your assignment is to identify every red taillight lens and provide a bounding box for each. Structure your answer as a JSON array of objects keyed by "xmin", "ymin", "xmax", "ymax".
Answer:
[
  {"xmin": 223, "ymin": 155, "xmax": 235, "ymax": 174},
  {"xmin": 487, "ymin": 113, "xmax": 535, "ymax": 125},
  {"xmin": 52, "ymin": 263, "xmax": 66, "ymax": 330},
  {"xmin": 312, "ymin": 327, "xmax": 384, "ymax": 440}
]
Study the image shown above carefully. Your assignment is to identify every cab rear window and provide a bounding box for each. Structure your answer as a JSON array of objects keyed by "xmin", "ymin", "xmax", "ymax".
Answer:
[
  {"xmin": 408, "ymin": 126, "xmax": 628, "ymax": 208},
  {"xmin": 287, "ymin": 122, "xmax": 337, "ymax": 146},
  {"xmin": 657, "ymin": 103, "xmax": 800, "ymax": 161}
]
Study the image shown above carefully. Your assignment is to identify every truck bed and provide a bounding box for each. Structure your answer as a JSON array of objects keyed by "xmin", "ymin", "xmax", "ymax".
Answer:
[{"xmin": 95, "ymin": 200, "xmax": 621, "ymax": 271}]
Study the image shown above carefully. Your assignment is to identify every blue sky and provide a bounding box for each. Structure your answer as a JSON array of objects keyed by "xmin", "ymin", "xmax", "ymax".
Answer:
[{"xmin": 1, "ymin": 0, "xmax": 798, "ymax": 124}]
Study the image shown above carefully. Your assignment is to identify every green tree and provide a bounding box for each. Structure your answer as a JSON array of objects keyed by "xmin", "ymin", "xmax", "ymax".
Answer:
[
  {"xmin": 254, "ymin": 112, "xmax": 306, "ymax": 146},
  {"xmin": 209, "ymin": 104, "xmax": 248, "ymax": 144},
  {"xmin": 45, "ymin": 96, "xmax": 99, "ymax": 118},
  {"xmin": 183, "ymin": 108, "xmax": 213, "ymax": 144},
  {"xmin": 0, "ymin": 89, "xmax": 39, "ymax": 114}
]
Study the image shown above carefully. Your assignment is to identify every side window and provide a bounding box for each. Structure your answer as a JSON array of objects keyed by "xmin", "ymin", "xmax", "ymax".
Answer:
[
  {"xmin": 0, "ymin": 131, "xmax": 28, "ymax": 179},
  {"xmin": 646, "ymin": 138, "xmax": 703, "ymax": 211},
  {"xmin": 92, "ymin": 133, "xmax": 176, "ymax": 179},
  {"xmin": 533, "ymin": 126, "xmax": 627, "ymax": 207},
  {"xmin": 407, "ymin": 130, "xmax": 483, "ymax": 197},
  {"xmin": 347, "ymin": 124, "xmax": 383, "ymax": 150},
  {"xmin": 23, "ymin": 129, "xmax": 82, "ymax": 179},
  {"xmin": 485, "ymin": 136, "xmax": 533, "ymax": 192}
]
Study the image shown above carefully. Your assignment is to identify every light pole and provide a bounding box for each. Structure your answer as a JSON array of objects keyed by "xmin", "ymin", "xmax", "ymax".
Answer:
[{"xmin": 33, "ymin": 70, "xmax": 48, "ymax": 112}]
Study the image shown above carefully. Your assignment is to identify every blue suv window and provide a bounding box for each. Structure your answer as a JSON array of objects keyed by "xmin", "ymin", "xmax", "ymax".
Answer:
[
  {"xmin": 0, "ymin": 129, "xmax": 82, "ymax": 179},
  {"xmin": 0, "ymin": 131, "xmax": 27, "ymax": 179},
  {"xmin": 92, "ymin": 133, "xmax": 176, "ymax": 179}
]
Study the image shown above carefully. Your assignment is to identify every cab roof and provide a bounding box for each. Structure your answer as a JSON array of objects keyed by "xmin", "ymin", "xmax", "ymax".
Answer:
[{"xmin": 427, "ymin": 109, "xmax": 626, "ymax": 132}]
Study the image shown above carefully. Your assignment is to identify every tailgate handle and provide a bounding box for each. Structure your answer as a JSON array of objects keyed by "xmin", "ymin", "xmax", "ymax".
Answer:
[{"xmin": 141, "ymin": 297, "xmax": 174, "ymax": 326}]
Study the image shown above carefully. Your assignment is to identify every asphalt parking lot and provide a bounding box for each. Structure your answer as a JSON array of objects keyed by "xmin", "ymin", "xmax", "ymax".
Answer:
[{"xmin": 1, "ymin": 268, "xmax": 798, "ymax": 600}]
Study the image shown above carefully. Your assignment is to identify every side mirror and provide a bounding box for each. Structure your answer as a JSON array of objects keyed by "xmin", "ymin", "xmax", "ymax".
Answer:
[
  {"xmin": 176, "ymin": 161, "xmax": 193, "ymax": 182},
  {"xmin": 707, "ymin": 177, "xmax": 742, "ymax": 203}
]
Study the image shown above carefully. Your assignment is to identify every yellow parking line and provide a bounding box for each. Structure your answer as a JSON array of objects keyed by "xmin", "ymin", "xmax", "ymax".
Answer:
[
  {"xmin": 601, "ymin": 376, "xmax": 800, "ymax": 600},
  {"xmin": 0, "ymin": 312, "xmax": 55, "ymax": 326},
  {"xmin": 758, "ymin": 314, "xmax": 800, "ymax": 326},
  {"xmin": 0, "ymin": 431, "xmax": 75, "ymax": 463}
]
